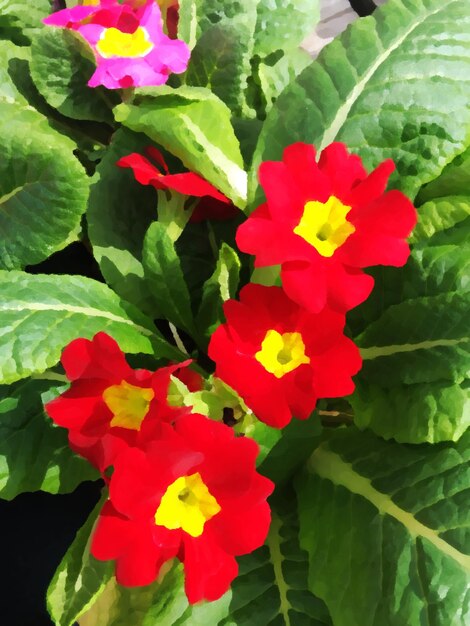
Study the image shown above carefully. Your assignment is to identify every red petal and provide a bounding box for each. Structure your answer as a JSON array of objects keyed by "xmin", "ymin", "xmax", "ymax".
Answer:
[
  {"xmin": 209, "ymin": 500, "xmax": 272, "ymax": 556},
  {"xmin": 281, "ymin": 259, "xmax": 329, "ymax": 314},
  {"xmin": 282, "ymin": 142, "xmax": 331, "ymax": 202},
  {"xmin": 91, "ymin": 501, "xmax": 134, "ymax": 561},
  {"xmin": 258, "ymin": 161, "xmax": 304, "ymax": 224},
  {"xmin": 312, "ymin": 336, "xmax": 362, "ymax": 398},
  {"xmin": 117, "ymin": 153, "xmax": 167, "ymax": 189},
  {"xmin": 183, "ymin": 534, "xmax": 238, "ymax": 603},
  {"xmin": 61, "ymin": 333, "xmax": 130, "ymax": 381},
  {"xmin": 346, "ymin": 159, "xmax": 395, "ymax": 206},
  {"xmin": 318, "ymin": 143, "xmax": 367, "ymax": 197}
]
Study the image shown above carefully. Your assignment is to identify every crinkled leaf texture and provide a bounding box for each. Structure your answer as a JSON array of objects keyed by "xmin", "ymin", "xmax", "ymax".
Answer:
[
  {"xmin": 251, "ymin": 0, "xmax": 470, "ymax": 204},
  {"xmin": 0, "ymin": 270, "xmax": 181, "ymax": 384},
  {"xmin": 348, "ymin": 191, "xmax": 470, "ymax": 443},
  {"xmin": 114, "ymin": 86, "xmax": 247, "ymax": 208},
  {"xmin": 0, "ymin": 379, "xmax": 98, "ymax": 500},
  {"xmin": 30, "ymin": 28, "xmax": 118, "ymax": 123},
  {"xmin": 0, "ymin": 103, "xmax": 89, "ymax": 269},
  {"xmin": 296, "ymin": 428, "xmax": 470, "ymax": 626}
]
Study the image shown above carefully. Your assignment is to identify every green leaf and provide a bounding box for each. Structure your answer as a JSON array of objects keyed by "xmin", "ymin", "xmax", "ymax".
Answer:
[
  {"xmin": 411, "ymin": 196, "xmax": 470, "ymax": 245},
  {"xmin": 78, "ymin": 564, "xmax": 193, "ymax": 626},
  {"xmin": 183, "ymin": 23, "xmax": 254, "ymax": 115},
  {"xmin": 142, "ymin": 221, "xmax": 194, "ymax": 334},
  {"xmin": 87, "ymin": 128, "xmax": 161, "ymax": 317},
  {"xmin": 0, "ymin": 378, "xmax": 98, "ymax": 500},
  {"xmin": 253, "ymin": 0, "xmax": 320, "ymax": 57},
  {"xmin": 216, "ymin": 488, "xmax": 332, "ymax": 626},
  {"xmin": 114, "ymin": 86, "xmax": 247, "ymax": 208},
  {"xmin": 352, "ymin": 289, "xmax": 470, "ymax": 443},
  {"xmin": 347, "ymin": 225, "xmax": 470, "ymax": 444},
  {"xmin": 0, "ymin": 102, "xmax": 89, "ymax": 269},
  {"xmin": 182, "ymin": 0, "xmax": 257, "ymax": 116},
  {"xmin": 252, "ymin": 0, "xmax": 470, "ymax": 204},
  {"xmin": 417, "ymin": 146, "xmax": 470, "ymax": 203},
  {"xmin": 30, "ymin": 28, "xmax": 118, "ymax": 123},
  {"xmin": 196, "ymin": 243, "xmax": 240, "ymax": 338},
  {"xmin": 0, "ymin": 270, "xmax": 180, "ymax": 384},
  {"xmin": 260, "ymin": 416, "xmax": 323, "ymax": 485},
  {"xmin": 296, "ymin": 428, "xmax": 470, "ymax": 626},
  {"xmin": 0, "ymin": 0, "xmax": 48, "ymax": 45},
  {"xmin": 47, "ymin": 492, "xmax": 113, "ymax": 626}
]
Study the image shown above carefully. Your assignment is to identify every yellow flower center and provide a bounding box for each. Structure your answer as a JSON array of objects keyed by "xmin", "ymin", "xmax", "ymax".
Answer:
[
  {"xmin": 293, "ymin": 195, "xmax": 355, "ymax": 257},
  {"xmin": 96, "ymin": 26, "xmax": 154, "ymax": 59},
  {"xmin": 82, "ymin": 0, "xmax": 99, "ymax": 5},
  {"xmin": 102, "ymin": 380, "xmax": 154, "ymax": 430},
  {"xmin": 255, "ymin": 330, "xmax": 310, "ymax": 379},
  {"xmin": 155, "ymin": 473, "xmax": 221, "ymax": 537}
]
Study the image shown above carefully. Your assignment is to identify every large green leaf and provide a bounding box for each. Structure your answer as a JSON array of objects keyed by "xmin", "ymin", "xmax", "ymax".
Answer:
[
  {"xmin": 183, "ymin": 23, "xmax": 254, "ymax": 116},
  {"xmin": 0, "ymin": 102, "xmax": 89, "ymax": 269},
  {"xmin": 30, "ymin": 28, "xmax": 117, "ymax": 123},
  {"xmin": 87, "ymin": 128, "xmax": 161, "ymax": 317},
  {"xmin": 142, "ymin": 221, "xmax": 195, "ymax": 334},
  {"xmin": 0, "ymin": 378, "xmax": 98, "ymax": 500},
  {"xmin": 48, "ymin": 493, "xmax": 113, "ymax": 626},
  {"xmin": 296, "ymin": 428, "xmax": 470, "ymax": 626},
  {"xmin": 252, "ymin": 0, "xmax": 470, "ymax": 204},
  {"xmin": 114, "ymin": 87, "xmax": 247, "ymax": 207},
  {"xmin": 0, "ymin": 270, "xmax": 181, "ymax": 384},
  {"xmin": 352, "ymin": 287, "xmax": 470, "ymax": 443},
  {"xmin": 182, "ymin": 0, "xmax": 257, "ymax": 116}
]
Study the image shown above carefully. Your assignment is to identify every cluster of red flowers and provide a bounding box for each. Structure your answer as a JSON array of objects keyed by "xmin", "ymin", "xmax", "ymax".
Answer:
[
  {"xmin": 45, "ymin": 333, "xmax": 273, "ymax": 603},
  {"xmin": 46, "ymin": 141, "xmax": 416, "ymax": 604},
  {"xmin": 209, "ymin": 142, "xmax": 417, "ymax": 427}
]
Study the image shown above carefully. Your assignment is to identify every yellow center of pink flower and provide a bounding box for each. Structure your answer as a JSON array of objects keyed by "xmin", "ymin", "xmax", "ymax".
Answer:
[
  {"xmin": 255, "ymin": 330, "xmax": 310, "ymax": 378},
  {"xmin": 96, "ymin": 26, "xmax": 154, "ymax": 59},
  {"xmin": 155, "ymin": 473, "xmax": 221, "ymax": 537},
  {"xmin": 102, "ymin": 380, "xmax": 154, "ymax": 430},
  {"xmin": 294, "ymin": 195, "xmax": 355, "ymax": 257}
]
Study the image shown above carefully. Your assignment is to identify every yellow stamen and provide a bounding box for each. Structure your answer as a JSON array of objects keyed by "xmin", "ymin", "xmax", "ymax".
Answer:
[
  {"xmin": 96, "ymin": 26, "xmax": 154, "ymax": 59},
  {"xmin": 155, "ymin": 473, "xmax": 221, "ymax": 537},
  {"xmin": 294, "ymin": 196, "xmax": 355, "ymax": 257},
  {"xmin": 102, "ymin": 380, "xmax": 154, "ymax": 430},
  {"xmin": 255, "ymin": 329, "xmax": 310, "ymax": 378}
]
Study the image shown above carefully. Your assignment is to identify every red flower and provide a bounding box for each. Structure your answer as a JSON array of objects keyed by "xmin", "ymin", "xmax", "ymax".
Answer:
[
  {"xmin": 45, "ymin": 332, "xmax": 191, "ymax": 471},
  {"xmin": 91, "ymin": 413, "xmax": 273, "ymax": 603},
  {"xmin": 117, "ymin": 147, "xmax": 239, "ymax": 222},
  {"xmin": 208, "ymin": 284, "xmax": 362, "ymax": 428},
  {"xmin": 237, "ymin": 142, "xmax": 417, "ymax": 313}
]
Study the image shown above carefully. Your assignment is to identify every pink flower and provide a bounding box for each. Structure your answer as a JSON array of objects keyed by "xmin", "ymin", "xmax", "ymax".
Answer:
[{"xmin": 43, "ymin": 0, "xmax": 190, "ymax": 89}]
